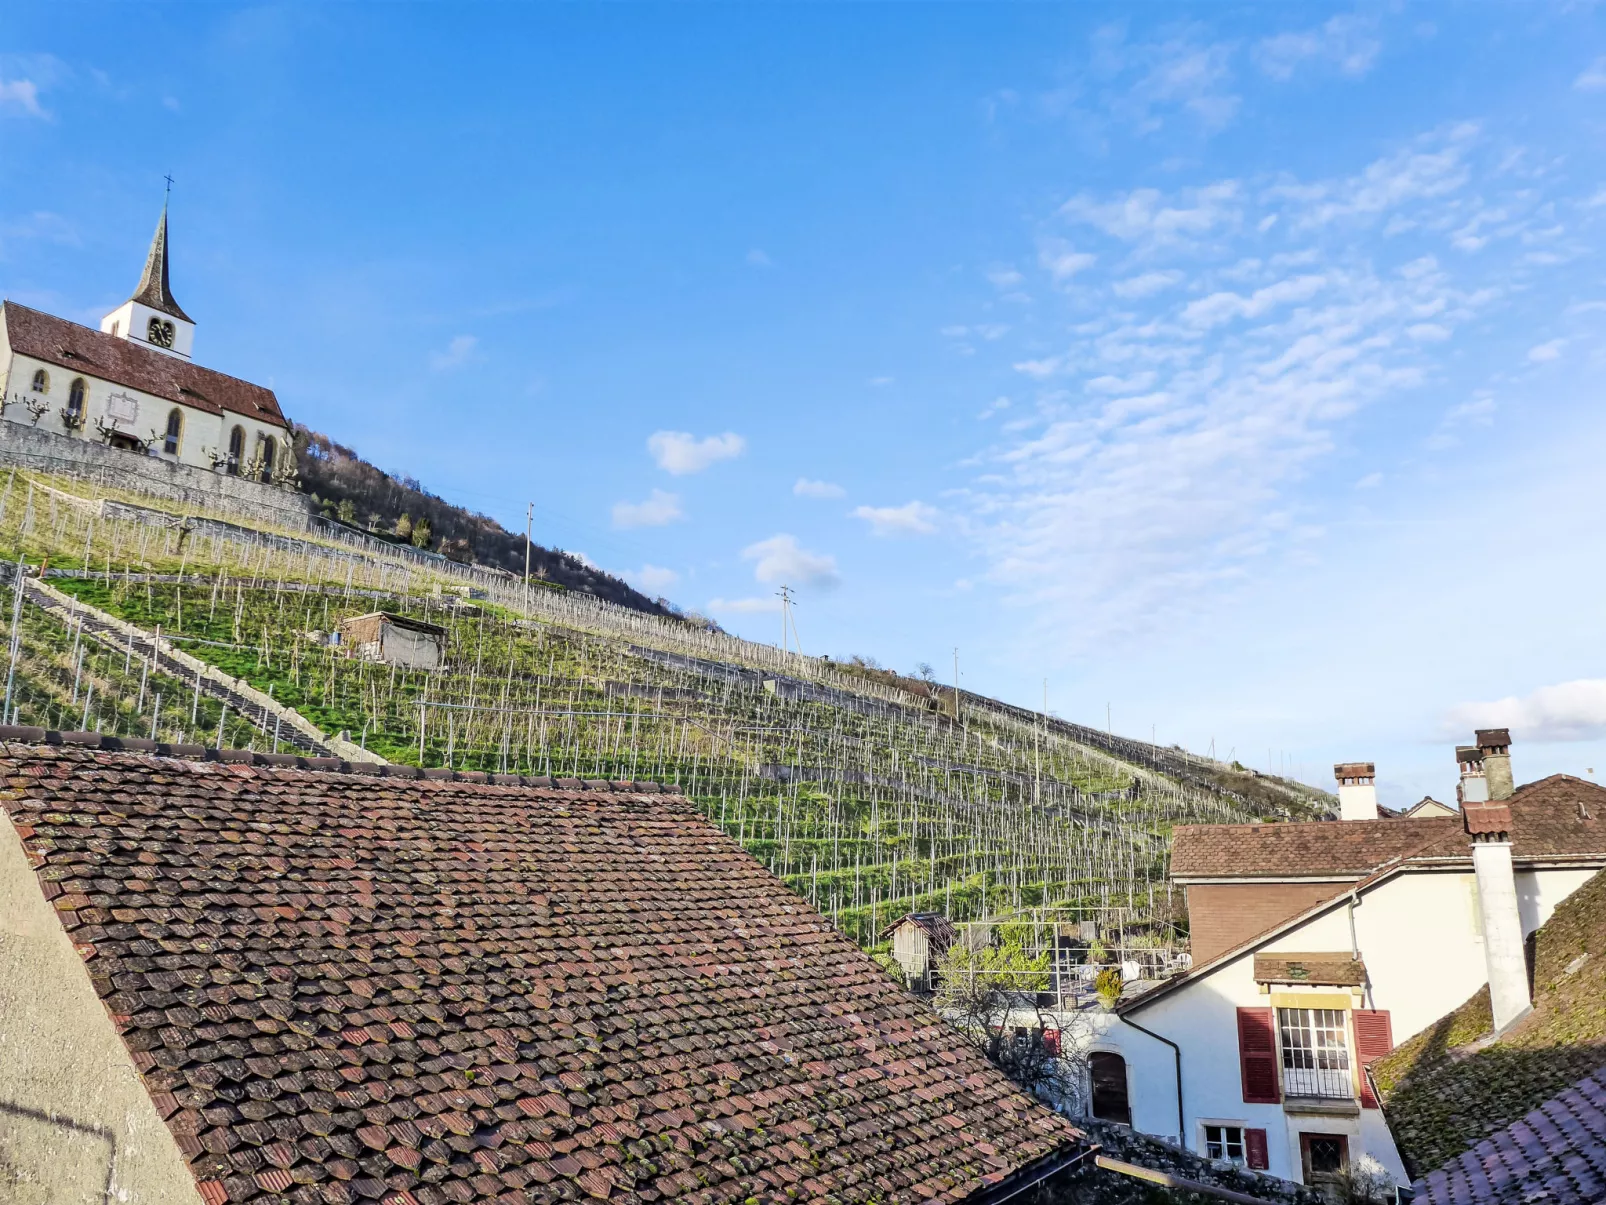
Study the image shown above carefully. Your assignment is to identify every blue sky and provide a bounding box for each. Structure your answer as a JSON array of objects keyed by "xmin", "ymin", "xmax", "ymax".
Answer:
[{"xmin": 5, "ymin": 4, "xmax": 1606, "ymax": 802}]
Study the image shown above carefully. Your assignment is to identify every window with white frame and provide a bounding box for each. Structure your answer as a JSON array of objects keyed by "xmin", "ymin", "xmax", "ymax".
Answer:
[
  {"xmin": 1278, "ymin": 1007, "xmax": 1352, "ymax": 1099},
  {"xmin": 1203, "ymin": 1124, "xmax": 1246, "ymax": 1166}
]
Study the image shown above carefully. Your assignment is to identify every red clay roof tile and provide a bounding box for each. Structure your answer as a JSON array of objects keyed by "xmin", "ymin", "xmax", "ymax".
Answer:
[{"xmin": 1, "ymin": 741, "xmax": 1082, "ymax": 1204}]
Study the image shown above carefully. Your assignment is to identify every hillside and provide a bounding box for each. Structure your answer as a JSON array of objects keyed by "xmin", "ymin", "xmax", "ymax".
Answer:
[
  {"xmin": 1373, "ymin": 867, "xmax": 1606, "ymax": 1177},
  {"xmin": 292, "ymin": 425, "xmax": 682, "ymax": 619},
  {"xmin": 0, "ymin": 466, "xmax": 1332, "ymax": 957}
]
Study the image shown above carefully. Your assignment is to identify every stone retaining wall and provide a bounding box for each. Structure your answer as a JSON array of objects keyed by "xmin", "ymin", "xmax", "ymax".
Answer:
[{"xmin": 0, "ymin": 420, "xmax": 311, "ymax": 531}]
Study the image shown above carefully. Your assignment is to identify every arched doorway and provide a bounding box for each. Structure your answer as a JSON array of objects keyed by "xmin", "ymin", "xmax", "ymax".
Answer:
[{"xmin": 1089, "ymin": 1051, "xmax": 1131, "ymax": 1124}]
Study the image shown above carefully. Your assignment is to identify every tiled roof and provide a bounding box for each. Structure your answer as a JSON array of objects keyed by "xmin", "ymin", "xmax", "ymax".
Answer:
[
  {"xmin": 1172, "ymin": 775, "xmax": 1606, "ymax": 881},
  {"xmin": 2, "ymin": 302, "xmax": 289, "ymax": 429},
  {"xmin": 1251, "ymin": 954, "xmax": 1366, "ymax": 987},
  {"xmin": 1415, "ymin": 1067, "xmax": 1606, "ymax": 1205},
  {"xmin": 0, "ymin": 735, "xmax": 1082, "ymax": 1205}
]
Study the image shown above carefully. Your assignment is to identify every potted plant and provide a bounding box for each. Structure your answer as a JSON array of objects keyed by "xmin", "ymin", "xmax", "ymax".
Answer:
[{"xmin": 1095, "ymin": 968, "xmax": 1123, "ymax": 1009}]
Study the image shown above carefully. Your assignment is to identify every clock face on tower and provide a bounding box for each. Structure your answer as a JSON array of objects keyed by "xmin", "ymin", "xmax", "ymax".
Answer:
[{"xmin": 147, "ymin": 316, "xmax": 176, "ymax": 348}]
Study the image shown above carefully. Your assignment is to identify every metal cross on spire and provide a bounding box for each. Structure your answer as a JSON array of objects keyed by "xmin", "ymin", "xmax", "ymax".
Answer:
[{"xmin": 164, "ymin": 173, "xmax": 174, "ymax": 198}]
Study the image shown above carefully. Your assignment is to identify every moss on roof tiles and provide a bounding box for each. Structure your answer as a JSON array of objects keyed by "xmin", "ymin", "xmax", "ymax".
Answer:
[{"xmin": 1375, "ymin": 868, "xmax": 1606, "ymax": 1178}]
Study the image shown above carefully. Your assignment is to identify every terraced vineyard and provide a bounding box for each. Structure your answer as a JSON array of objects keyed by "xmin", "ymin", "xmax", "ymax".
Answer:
[{"xmin": 0, "ymin": 469, "xmax": 1333, "ymax": 949}]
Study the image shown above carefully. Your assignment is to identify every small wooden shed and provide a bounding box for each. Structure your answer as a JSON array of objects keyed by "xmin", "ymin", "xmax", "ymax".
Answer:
[
  {"xmin": 337, "ymin": 612, "xmax": 447, "ymax": 670},
  {"xmin": 880, "ymin": 912, "xmax": 958, "ymax": 990}
]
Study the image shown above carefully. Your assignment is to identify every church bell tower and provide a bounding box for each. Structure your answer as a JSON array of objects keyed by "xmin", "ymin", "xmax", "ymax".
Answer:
[{"xmin": 101, "ymin": 194, "xmax": 196, "ymax": 361}]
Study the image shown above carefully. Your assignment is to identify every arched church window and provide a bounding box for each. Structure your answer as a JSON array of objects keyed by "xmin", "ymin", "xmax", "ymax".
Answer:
[
  {"xmin": 164, "ymin": 409, "xmax": 183, "ymax": 456},
  {"xmin": 227, "ymin": 426, "xmax": 245, "ymax": 476},
  {"xmin": 31, "ymin": 369, "xmax": 49, "ymax": 394},
  {"xmin": 67, "ymin": 378, "xmax": 87, "ymax": 420},
  {"xmin": 260, "ymin": 436, "xmax": 276, "ymax": 481}
]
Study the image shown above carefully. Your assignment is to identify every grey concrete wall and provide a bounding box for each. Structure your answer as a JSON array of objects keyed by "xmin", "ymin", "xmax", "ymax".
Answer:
[
  {"xmin": 0, "ymin": 812, "xmax": 204, "ymax": 1205},
  {"xmin": 0, "ymin": 419, "xmax": 311, "ymax": 531}
]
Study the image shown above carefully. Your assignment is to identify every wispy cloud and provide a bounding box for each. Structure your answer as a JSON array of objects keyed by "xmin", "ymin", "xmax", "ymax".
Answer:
[
  {"xmin": 1447, "ymin": 679, "xmax": 1606, "ymax": 743},
  {"xmin": 647, "ymin": 430, "xmax": 746, "ymax": 475},
  {"xmin": 0, "ymin": 77, "xmax": 45, "ymax": 117},
  {"xmin": 631, "ymin": 564, "xmax": 679, "ymax": 592},
  {"xmin": 746, "ymin": 248, "xmax": 772, "ymax": 268},
  {"xmin": 612, "ymin": 489, "xmax": 683, "ymax": 529},
  {"xmin": 1528, "ymin": 338, "xmax": 1565, "ymax": 363},
  {"xmin": 742, "ymin": 534, "xmax": 840, "ymax": 589},
  {"xmin": 1576, "ymin": 57, "xmax": 1606, "ymax": 92},
  {"xmin": 955, "ymin": 125, "xmax": 1543, "ymax": 650},
  {"xmin": 1255, "ymin": 15, "xmax": 1382, "ymax": 81},
  {"xmin": 794, "ymin": 477, "xmax": 845, "ymax": 499},
  {"xmin": 428, "ymin": 334, "xmax": 478, "ymax": 371},
  {"xmin": 852, "ymin": 501, "xmax": 939, "ymax": 537}
]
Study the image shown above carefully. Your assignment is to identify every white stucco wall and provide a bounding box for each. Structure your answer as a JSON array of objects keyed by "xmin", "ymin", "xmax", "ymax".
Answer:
[
  {"xmin": 100, "ymin": 300, "xmax": 195, "ymax": 361},
  {"xmin": 2, "ymin": 349, "xmax": 287, "ymax": 475},
  {"xmin": 1076, "ymin": 861, "xmax": 1603, "ymax": 1188}
]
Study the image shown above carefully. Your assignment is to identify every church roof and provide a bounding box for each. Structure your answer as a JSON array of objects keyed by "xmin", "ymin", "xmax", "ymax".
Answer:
[
  {"xmin": 0, "ymin": 734, "xmax": 1083, "ymax": 1205},
  {"xmin": 1, "ymin": 301, "xmax": 289, "ymax": 430},
  {"xmin": 129, "ymin": 203, "xmax": 193, "ymax": 323}
]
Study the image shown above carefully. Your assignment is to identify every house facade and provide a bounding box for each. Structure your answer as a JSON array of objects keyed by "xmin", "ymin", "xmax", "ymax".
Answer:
[
  {"xmin": 1065, "ymin": 731, "xmax": 1606, "ymax": 1195},
  {"xmin": 0, "ymin": 202, "xmax": 294, "ymax": 481}
]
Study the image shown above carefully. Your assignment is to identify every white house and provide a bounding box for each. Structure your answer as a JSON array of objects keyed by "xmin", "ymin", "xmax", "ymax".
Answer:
[
  {"xmin": 0, "ymin": 201, "xmax": 293, "ymax": 480},
  {"xmin": 1062, "ymin": 730, "xmax": 1606, "ymax": 1196}
]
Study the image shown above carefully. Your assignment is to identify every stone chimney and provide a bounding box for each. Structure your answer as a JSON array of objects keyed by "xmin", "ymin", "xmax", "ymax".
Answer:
[
  {"xmin": 1478, "ymin": 728, "xmax": 1514, "ymax": 801},
  {"xmin": 1333, "ymin": 762, "xmax": 1378, "ymax": 822},
  {"xmin": 1456, "ymin": 746, "xmax": 1488, "ymax": 805},
  {"xmin": 1463, "ymin": 766, "xmax": 1530, "ymax": 1030}
]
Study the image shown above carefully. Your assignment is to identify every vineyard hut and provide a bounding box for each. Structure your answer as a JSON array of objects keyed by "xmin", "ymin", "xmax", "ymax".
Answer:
[
  {"xmin": 882, "ymin": 911, "xmax": 958, "ymax": 989},
  {"xmin": 0, "ymin": 735, "xmax": 1090, "ymax": 1205},
  {"xmin": 337, "ymin": 610, "xmax": 446, "ymax": 669}
]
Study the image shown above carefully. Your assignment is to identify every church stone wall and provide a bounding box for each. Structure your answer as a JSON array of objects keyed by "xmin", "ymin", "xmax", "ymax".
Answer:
[{"xmin": 0, "ymin": 421, "xmax": 312, "ymax": 531}]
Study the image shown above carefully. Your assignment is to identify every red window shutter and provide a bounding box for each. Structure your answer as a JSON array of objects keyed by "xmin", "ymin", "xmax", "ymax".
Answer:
[
  {"xmin": 1354, "ymin": 1009, "xmax": 1394, "ymax": 1109},
  {"xmin": 1245, "ymin": 1128, "xmax": 1269, "ymax": 1171},
  {"xmin": 1237, "ymin": 1007, "xmax": 1280, "ymax": 1104}
]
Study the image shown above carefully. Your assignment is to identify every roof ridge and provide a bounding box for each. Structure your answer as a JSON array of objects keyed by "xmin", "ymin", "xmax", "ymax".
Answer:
[{"xmin": 0, "ymin": 724, "xmax": 680, "ymax": 794}]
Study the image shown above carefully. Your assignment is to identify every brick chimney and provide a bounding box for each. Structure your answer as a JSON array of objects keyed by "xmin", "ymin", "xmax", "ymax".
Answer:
[
  {"xmin": 1463, "ymin": 738, "xmax": 1529, "ymax": 1029},
  {"xmin": 1333, "ymin": 762, "xmax": 1378, "ymax": 822},
  {"xmin": 1478, "ymin": 728, "xmax": 1514, "ymax": 801},
  {"xmin": 1456, "ymin": 746, "xmax": 1488, "ymax": 805}
]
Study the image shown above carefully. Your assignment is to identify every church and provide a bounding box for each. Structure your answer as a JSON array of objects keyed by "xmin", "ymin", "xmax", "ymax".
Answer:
[{"xmin": 0, "ymin": 201, "xmax": 294, "ymax": 483}]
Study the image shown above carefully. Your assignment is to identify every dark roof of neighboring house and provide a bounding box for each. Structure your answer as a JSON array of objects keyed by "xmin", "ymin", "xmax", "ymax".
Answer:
[
  {"xmin": 0, "ymin": 735, "xmax": 1081, "ymax": 1205},
  {"xmin": 2, "ymin": 301, "xmax": 288, "ymax": 429},
  {"xmin": 1414, "ymin": 1068, "xmax": 1606, "ymax": 1205},
  {"xmin": 1172, "ymin": 776, "xmax": 1606, "ymax": 881},
  {"xmin": 1374, "ymin": 868, "xmax": 1606, "ymax": 1184},
  {"xmin": 1252, "ymin": 953, "xmax": 1366, "ymax": 987},
  {"xmin": 340, "ymin": 611, "xmax": 449, "ymax": 638},
  {"xmin": 880, "ymin": 912, "xmax": 959, "ymax": 951}
]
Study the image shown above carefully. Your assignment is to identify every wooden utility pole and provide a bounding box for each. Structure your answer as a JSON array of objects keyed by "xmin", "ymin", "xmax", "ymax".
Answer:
[{"xmin": 523, "ymin": 502, "xmax": 533, "ymax": 612}]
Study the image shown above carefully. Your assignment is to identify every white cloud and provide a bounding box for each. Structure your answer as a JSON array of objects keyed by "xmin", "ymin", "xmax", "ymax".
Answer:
[
  {"xmin": 1255, "ymin": 15, "xmax": 1381, "ymax": 81},
  {"xmin": 0, "ymin": 78, "xmax": 45, "ymax": 117},
  {"xmin": 1447, "ymin": 679, "xmax": 1606, "ymax": 743},
  {"xmin": 869, "ymin": 376, "xmax": 894, "ymax": 387},
  {"xmin": 1113, "ymin": 270, "xmax": 1183, "ymax": 299},
  {"xmin": 1576, "ymin": 57, "xmax": 1606, "ymax": 92},
  {"xmin": 611, "ymin": 489, "xmax": 683, "ymax": 529},
  {"xmin": 1528, "ymin": 339, "xmax": 1565, "ymax": 363},
  {"xmin": 647, "ymin": 430, "xmax": 746, "ymax": 475},
  {"xmin": 1355, "ymin": 471, "xmax": 1383, "ymax": 490},
  {"xmin": 1291, "ymin": 124, "xmax": 1476, "ymax": 228},
  {"xmin": 746, "ymin": 248, "xmax": 772, "ymax": 268},
  {"xmin": 708, "ymin": 596, "xmax": 782, "ymax": 614},
  {"xmin": 1181, "ymin": 274, "xmax": 1326, "ymax": 328},
  {"xmin": 978, "ymin": 397, "xmax": 1012, "ymax": 420},
  {"xmin": 1426, "ymin": 396, "xmax": 1496, "ymax": 450},
  {"xmin": 1038, "ymin": 238, "xmax": 1096, "ymax": 283},
  {"xmin": 742, "ymin": 534, "xmax": 840, "ymax": 589},
  {"xmin": 631, "ymin": 564, "xmax": 679, "ymax": 592},
  {"xmin": 1061, "ymin": 181, "xmax": 1241, "ymax": 248},
  {"xmin": 852, "ymin": 501, "xmax": 939, "ymax": 537},
  {"xmin": 428, "ymin": 334, "xmax": 478, "ymax": 371},
  {"xmin": 793, "ymin": 478, "xmax": 845, "ymax": 499}
]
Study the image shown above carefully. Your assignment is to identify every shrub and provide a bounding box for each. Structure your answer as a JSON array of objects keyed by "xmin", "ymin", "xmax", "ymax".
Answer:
[{"xmin": 1095, "ymin": 968, "xmax": 1123, "ymax": 1007}]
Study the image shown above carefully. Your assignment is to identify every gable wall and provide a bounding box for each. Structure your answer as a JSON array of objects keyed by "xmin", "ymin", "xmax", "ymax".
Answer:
[
  {"xmin": 0, "ymin": 812, "xmax": 202, "ymax": 1204},
  {"xmin": 1186, "ymin": 881, "xmax": 1352, "ymax": 962}
]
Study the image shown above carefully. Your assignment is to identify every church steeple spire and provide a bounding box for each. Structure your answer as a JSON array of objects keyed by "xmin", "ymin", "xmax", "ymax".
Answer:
[{"xmin": 128, "ymin": 196, "xmax": 192, "ymax": 323}]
